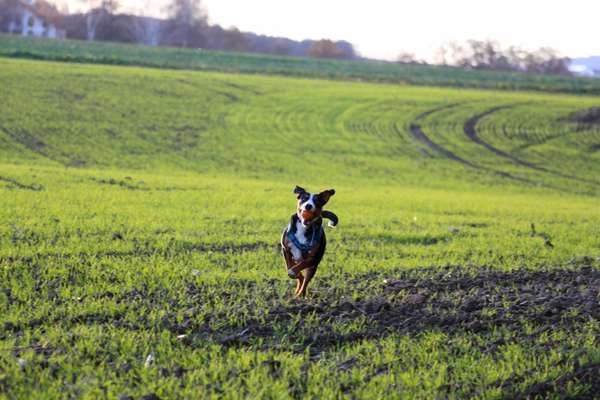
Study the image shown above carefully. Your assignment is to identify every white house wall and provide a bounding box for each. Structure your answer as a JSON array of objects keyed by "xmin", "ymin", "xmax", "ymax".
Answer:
[{"xmin": 18, "ymin": 8, "xmax": 63, "ymax": 39}]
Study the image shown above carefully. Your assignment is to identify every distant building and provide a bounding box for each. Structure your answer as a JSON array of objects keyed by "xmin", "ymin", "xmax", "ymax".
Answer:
[
  {"xmin": 569, "ymin": 64, "xmax": 596, "ymax": 77},
  {"xmin": 569, "ymin": 57, "xmax": 600, "ymax": 78},
  {"xmin": 1, "ymin": 0, "xmax": 65, "ymax": 39}
]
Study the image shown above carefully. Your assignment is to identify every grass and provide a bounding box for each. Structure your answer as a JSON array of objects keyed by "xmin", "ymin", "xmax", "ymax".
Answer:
[
  {"xmin": 3, "ymin": 34, "xmax": 600, "ymax": 95},
  {"xmin": 0, "ymin": 57, "xmax": 599, "ymax": 398}
]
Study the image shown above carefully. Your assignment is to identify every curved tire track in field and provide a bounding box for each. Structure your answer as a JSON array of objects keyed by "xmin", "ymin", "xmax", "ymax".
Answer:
[
  {"xmin": 0, "ymin": 124, "xmax": 79, "ymax": 167},
  {"xmin": 464, "ymin": 106, "xmax": 600, "ymax": 187},
  {"xmin": 410, "ymin": 103, "xmax": 475, "ymax": 167},
  {"xmin": 463, "ymin": 106, "xmax": 533, "ymax": 167},
  {"xmin": 0, "ymin": 175, "xmax": 43, "ymax": 191},
  {"xmin": 408, "ymin": 105, "xmax": 539, "ymax": 186},
  {"xmin": 409, "ymin": 124, "xmax": 477, "ymax": 168}
]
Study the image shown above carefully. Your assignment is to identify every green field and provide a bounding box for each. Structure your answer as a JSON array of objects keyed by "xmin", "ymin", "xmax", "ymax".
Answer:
[
  {"xmin": 3, "ymin": 34, "xmax": 600, "ymax": 95},
  {"xmin": 1, "ymin": 55, "xmax": 599, "ymax": 399}
]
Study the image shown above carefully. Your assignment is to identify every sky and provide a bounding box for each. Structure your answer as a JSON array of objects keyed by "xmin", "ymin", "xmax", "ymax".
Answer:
[{"xmin": 65, "ymin": 0, "xmax": 599, "ymax": 61}]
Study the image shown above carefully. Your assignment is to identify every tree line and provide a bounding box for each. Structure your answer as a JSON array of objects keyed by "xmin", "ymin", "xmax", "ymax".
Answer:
[
  {"xmin": 0, "ymin": 0, "xmax": 572, "ymax": 73},
  {"xmin": 398, "ymin": 39, "xmax": 571, "ymax": 75},
  {"xmin": 0, "ymin": 0, "xmax": 357, "ymax": 59}
]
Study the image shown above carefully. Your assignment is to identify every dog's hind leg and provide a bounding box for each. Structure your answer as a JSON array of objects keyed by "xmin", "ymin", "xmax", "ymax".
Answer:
[{"xmin": 296, "ymin": 267, "xmax": 316, "ymax": 297}]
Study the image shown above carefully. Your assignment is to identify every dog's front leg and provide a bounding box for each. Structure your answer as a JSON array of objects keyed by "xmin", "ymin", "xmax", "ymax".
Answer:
[
  {"xmin": 297, "ymin": 267, "xmax": 316, "ymax": 297},
  {"xmin": 288, "ymin": 258, "xmax": 314, "ymax": 278},
  {"xmin": 284, "ymin": 252, "xmax": 305, "ymax": 295},
  {"xmin": 295, "ymin": 275, "xmax": 305, "ymax": 296},
  {"xmin": 282, "ymin": 246, "xmax": 295, "ymax": 276}
]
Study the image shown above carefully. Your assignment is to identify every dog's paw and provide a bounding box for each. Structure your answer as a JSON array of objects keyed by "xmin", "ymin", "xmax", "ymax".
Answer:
[
  {"xmin": 328, "ymin": 220, "xmax": 337, "ymax": 228},
  {"xmin": 287, "ymin": 268, "xmax": 298, "ymax": 279}
]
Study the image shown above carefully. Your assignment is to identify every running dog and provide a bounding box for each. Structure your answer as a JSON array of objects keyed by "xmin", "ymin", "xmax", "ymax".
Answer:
[{"xmin": 281, "ymin": 186, "xmax": 338, "ymax": 297}]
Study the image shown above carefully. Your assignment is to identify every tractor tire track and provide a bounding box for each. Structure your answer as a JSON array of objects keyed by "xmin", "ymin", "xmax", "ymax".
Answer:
[
  {"xmin": 463, "ymin": 106, "xmax": 528, "ymax": 165},
  {"xmin": 408, "ymin": 105, "xmax": 542, "ymax": 186},
  {"xmin": 0, "ymin": 175, "xmax": 43, "ymax": 191},
  {"xmin": 409, "ymin": 123, "xmax": 477, "ymax": 168},
  {"xmin": 0, "ymin": 124, "xmax": 87, "ymax": 167},
  {"xmin": 410, "ymin": 103, "xmax": 475, "ymax": 166},
  {"xmin": 464, "ymin": 106, "xmax": 600, "ymax": 187}
]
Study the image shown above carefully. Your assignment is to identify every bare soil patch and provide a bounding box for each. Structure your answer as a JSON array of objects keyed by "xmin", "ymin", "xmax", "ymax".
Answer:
[
  {"xmin": 201, "ymin": 265, "xmax": 599, "ymax": 355},
  {"xmin": 567, "ymin": 107, "xmax": 600, "ymax": 126}
]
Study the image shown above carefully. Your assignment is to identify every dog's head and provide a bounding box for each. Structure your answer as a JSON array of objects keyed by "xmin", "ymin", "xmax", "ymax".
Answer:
[{"xmin": 293, "ymin": 186, "xmax": 335, "ymax": 226}]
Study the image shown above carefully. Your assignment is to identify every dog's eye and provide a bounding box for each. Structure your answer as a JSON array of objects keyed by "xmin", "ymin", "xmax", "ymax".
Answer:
[{"xmin": 300, "ymin": 194, "xmax": 309, "ymax": 202}]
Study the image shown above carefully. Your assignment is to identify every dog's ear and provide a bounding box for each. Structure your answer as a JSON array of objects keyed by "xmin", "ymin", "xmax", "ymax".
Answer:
[
  {"xmin": 317, "ymin": 189, "xmax": 335, "ymax": 205},
  {"xmin": 293, "ymin": 186, "xmax": 306, "ymax": 198}
]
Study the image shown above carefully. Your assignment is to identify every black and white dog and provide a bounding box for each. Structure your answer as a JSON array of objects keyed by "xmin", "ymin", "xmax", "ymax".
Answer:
[{"xmin": 281, "ymin": 186, "xmax": 338, "ymax": 297}]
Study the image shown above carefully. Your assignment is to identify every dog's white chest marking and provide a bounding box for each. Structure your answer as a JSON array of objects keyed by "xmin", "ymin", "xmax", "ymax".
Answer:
[{"xmin": 289, "ymin": 220, "xmax": 308, "ymax": 261}]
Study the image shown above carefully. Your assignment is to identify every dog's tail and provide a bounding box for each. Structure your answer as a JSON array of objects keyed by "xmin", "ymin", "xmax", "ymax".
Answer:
[{"xmin": 322, "ymin": 210, "xmax": 338, "ymax": 228}]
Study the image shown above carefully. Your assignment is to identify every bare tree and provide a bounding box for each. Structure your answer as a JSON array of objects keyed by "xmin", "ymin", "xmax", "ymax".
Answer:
[
  {"xmin": 130, "ymin": 1, "xmax": 161, "ymax": 45},
  {"xmin": 0, "ymin": 0, "xmax": 21, "ymax": 34},
  {"xmin": 434, "ymin": 41, "xmax": 465, "ymax": 66},
  {"xmin": 100, "ymin": 14, "xmax": 138, "ymax": 42},
  {"xmin": 222, "ymin": 26, "xmax": 248, "ymax": 52},
  {"xmin": 132, "ymin": 16, "xmax": 161, "ymax": 46},
  {"xmin": 435, "ymin": 40, "xmax": 571, "ymax": 75},
  {"xmin": 162, "ymin": 0, "xmax": 207, "ymax": 48},
  {"xmin": 271, "ymin": 38, "xmax": 292, "ymax": 56},
  {"xmin": 396, "ymin": 52, "xmax": 425, "ymax": 65},
  {"xmin": 523, "ymin": 47, "xmax": 571, "ymax": 75},
  {"xmin": 308, "ymin": 39, "xmax": 346, "ymax": 59},
  {"xmin": 101, "ymin": 0, "xmax": 118, "ymax": 13},
  {"xmin": 82, "ymin": 0, "xmax": 118, "ymax": 40}
]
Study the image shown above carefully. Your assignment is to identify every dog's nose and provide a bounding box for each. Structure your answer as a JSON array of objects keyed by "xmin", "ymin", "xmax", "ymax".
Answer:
[{"xmin": 305, "ymin": 204, "xmax": 313, "ymax": 210}]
